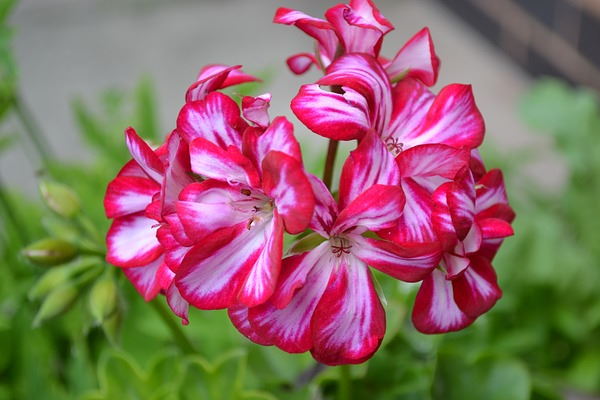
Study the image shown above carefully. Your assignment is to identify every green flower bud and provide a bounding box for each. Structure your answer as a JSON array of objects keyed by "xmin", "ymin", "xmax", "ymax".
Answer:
[
  {"xmin": 39, "ymin": 181, "xmax": 80, "ymax": 218},
  {"xmin": 88, "ymin": 273, "xmax": 118, "ymax": 324},
  {"xmin": 28, "ymin": 256, "xmax": 100, "ymax": 301},
  {"xmin": 102, "ymin": 309, "xmax": 121, "ymax": 345},
  {"xmin": 22, "ymin": 237, "xmax": 77, "ymax": 266},
  {"xmin": 33, "ymin": 284, "xmax": 79, "ymax": 327}
]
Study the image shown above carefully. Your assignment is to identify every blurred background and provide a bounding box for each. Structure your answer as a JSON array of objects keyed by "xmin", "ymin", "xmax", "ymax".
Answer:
[{"xmin": 1, "ymin": 1, "xmax": 600, "ymax": 399}]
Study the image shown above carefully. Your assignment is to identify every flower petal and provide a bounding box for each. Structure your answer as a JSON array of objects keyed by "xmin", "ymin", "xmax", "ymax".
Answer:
[
  {"xmin": 291, "ymin": 84, "xmax": 369, "ymax": 141},
  {"xmin": 242, "ymin": 93, "xmax": 272, "ymax": 128},
  {"xmin": 156, "ymin": 225, "xmax": 191, "ymax": 272},
  {"xmin": 334, "ymin": 184, "xmax": 405, "ymax": 234},
  {"xmin": 166, "ymin": 283, "xmax": 189, "ymax": 325},
  {"xmin": 476, "ymin": 169, "xmax": 514, "ymax": 222},
  {"xmin": 186, "ymin": 64, "xmax": 259, "ymax": 103},
  {"xmin": 248, "ymin": 246, "xmax": 334, "ymax": 353},
  {"xmin": 308, "ymin": 174, "xmax": 338, "ymax": 236},
  {"xmin": 412, "ymin": 268, "xmax": 473, "ymax": 334},
  {"xmin": 386, "ymin": 78, "xmax": 434, "ymax": 145},
  {"xmin": 262, "ymin": 151, "xmax": 315, "ymax": 234},
  {"xmin": 161, "ymin": 132, "xmax": 193, "ymax": 216},
  {"xmin": 396, "ymin": 144, "xmax": 470, "ymax": 179},
  {"xmin": 124, "ymin": 127, "xmax": 164, "ymax": 183},
  {"xmin": 352, "ymin": 234, "xmax": 439, "ymax": 282},
  {"xmin": 244, "ymin": 116, "xmax": 302, "ymax": 169},
  {"xmin": 175, "ymin": 221, "xmax": 270, "ymax": 309},
  {"xmin": 338, "ymin": 130, "xmax": 400, "ymax": 209},
  {"xmin": 453, "ymin": 255, "xmax": 502, "ymax": 318},
  {"xmin": 478, "ymin": 218, "xmax": 514, "ymax": 239},
  {"xmin": 385, "ymin": 27, "xmax": 440, "ymax": 86},
  {"xmin": 324, "ymin": 4, "xmax": 385, "ymax": 56},
  {"xmin": 286, "ymin": 53, "xmax": 318, "ymax": 75},
  {"xmin": 189, "ymin": 137, "xmax": 259, "ymax": 187},
  {"xmin": 177, "ymin": 92, "xmax": 245, "ymax": 147},
  {"xmin": 177, "ymin": 180, "xmax": 249, "ymax": 242},
  {"xmin": 447, "ymin": 167, "xmax": 476, "ymax": 241},
  {"xmin": 228, "ymin": 306, "xmax": 274, "ymax": 346},
  {"xmin": 238, "ymin": 212, "xmax": 284, "ymax": 307},
  {"xmin": 122, "ymin": 256, "xmax": 174, "ymax": 301},
  {"xmin": 104, "ymin": 176, "xmax": 159, "ymax": 219},
  {"xmin": 106, "ymin": 213, "xmax": 162, "ymax": 268},
  {"xmin": 311, "ymin": 256, "xmax": 385, "ymax": 365}
]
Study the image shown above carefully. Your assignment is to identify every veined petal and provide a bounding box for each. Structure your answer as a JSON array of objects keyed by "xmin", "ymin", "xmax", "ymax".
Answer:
[
  {"xmin": 396, "ymin": 144, "xmax": 470, "ymax": 179},
  {"xmin": 385, "ymin": 27, "xmax": 440, "ymax": 86},
  {"xmin": 347, "ymin": 0, "xmax": 394, "ymax": 34},
  {"xmin": 311, "ymin": 256, "xmax": 385, "ymax": 365},
  {"xmin": 476, "ymin": 169, "xmax": 513, "ymax": 221},
  {"xmin": 262, "ymin": 151, "xmax": 315, "ymax": 234},
  {"xmin": 161, "ymin": 132, "xmax": 193, "ymax": 216},
  {"xmin": 325, "ymin": 4, "xmax": 385, "ymax": 56},
  {"xmin": 381, "ymin": 178, "xmax": 436, "ymax": 244},
  {"xmin": 228, "ymin": 306, "xmax": 273, "ymax": 346},
  {"xmin": 244, "ymin": 116, "xmax": 302, "ymax": 169},
  {"xmin": 124, "ymin": 127, "xmax": 164, "ymax": 183},
  {"xmin": 122, "ymin": 256, "xmax": 174, "ymax": 301},
  {"xmin": 386, "ymin": 78, "xmax": 435, "ymax": 145},
  {"xmin": 177, "ymin": 92, "xmax": 245, "ymax": 147},
  {"xmin": 447, "ymin": 167, "xmax": 476, "ymax": 240},
  {"xmin": 352, "ymin": 235, "xmax": 439, "ymax": 282},
  {"xmin": 248, "ymin": 248, "xmax": 334, "ymax": 353},
  {"xmin": 291, "ymin": 84, "xmax": 369, "ymax": 141},
  {"xmin": 338, "ymin": 130, "xmax": 400, "ymax": 209},
  {"xmin": 412, "ymin": 268, "xmax": 473, "ymax": 334},
  {"xmin": 308, "ymin": 174, "xmax": 338, "ymax": 236},
  {"xmin": 186, "ymin": 64, "xmax": 259, "ymax": 103},
  {"xmin": 242, "ymin": 93, "xmax": 271, "ymax": 128},
  {"xmin": 175, "ymin": 221, "xmax": 269, "ymax": 309},
  {"xmin": 431, "ymin": 182, "xmax": 457, "ymax": 251},
  {"xmin": 408, "ymin": 84, "xmax": 485, "ymax": 149},
  {"xmin": 273, "ymin": 7, "xmax": 338, "ymax": 66},
  {"xmin": 106, "ymin": 213, "xmax": 162, "ymax": 268},
  {"xmin": 442, "ymin": 253, "xmax": 470, "ymax": 279},
  {"xmin": 166, "ymin": 283, "xmax": 189, "ymax": 325},
  {"xmin": 453, "ymin": 255, "xmax": 502, "ymax": 318},
  {"xmin": 334, "ymin": 184, "xmax": 405, "ymax": 234},
  {"xmin": 286, "ymin": 53, "xmax": 318, "ymax": 75},
  {"xmin": 104, "ymin": 176, "xmax": 159, "ymax": 219},
  {"xmin": 189, "ymin": 138, "xmax": 259, "ymax": 187},
  {"xmin": 177, "ymin": 180, "xmax": 249, "ymax": 242},
  {"xmin": 163, "ymin": 213, "xmax": 194, "ymax": 247},
  {"xmin": 238, "ymin": 212, "xmax": 284, "ymax": 307},
  {"xmin": 318, "ymin": 54, "xmax": 392, "ymax": 133}
]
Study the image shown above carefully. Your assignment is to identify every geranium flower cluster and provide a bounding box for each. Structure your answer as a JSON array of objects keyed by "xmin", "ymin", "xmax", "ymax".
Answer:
[{"xmin": 104, "ymin": 0, "xmax": 514, "ymax": 365}]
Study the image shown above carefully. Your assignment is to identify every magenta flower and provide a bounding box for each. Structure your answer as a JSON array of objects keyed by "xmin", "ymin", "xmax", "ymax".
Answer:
[
  {"xmin": 274, "ymin": 0, "xmax": 439, "ymax": 85},
  {"xmin": 172, "ymin": 97, "xmax": 316, "ymax": 309},
  {"xmin": 229, "ymin": 132, "xmax": 440, "ymax": 365},
  {"xmin": 412, "ymin": 166, "xmax": 514, "ymax": 333}
]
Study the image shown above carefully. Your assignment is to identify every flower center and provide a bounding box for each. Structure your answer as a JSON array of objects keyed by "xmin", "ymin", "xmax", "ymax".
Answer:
[
  {"xmin": 234, "ymin": 188, "xmax": 274, "ymax": 230},
  {"xmin": 330, "ymin": 236, "xmax": 352, "ymax": 258},
  {"xmin": 384, "ymin": 135, "xmax": 404, "ymax": 156}
]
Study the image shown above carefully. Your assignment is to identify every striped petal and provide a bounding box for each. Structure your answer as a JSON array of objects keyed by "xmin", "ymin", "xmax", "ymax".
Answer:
[
  {"xmin": 166, "ymin": 283, "xmax": 190, "ymax": 325},
  {"xmin": 124, "ymin": 127, "xmax": 164, "ymax": 183},
  {"xmin": 242, "ymin": 93, "xmax": 271, "ymax": 128},
  {"xmin": 385, "ymin": 27, "xmax": 440, "ymax": 86},
  {"xmin": 324, "ymin": 4, "xmax": 386, "ymax": 56},
  {"xmin": 453, "ymin": 255, "xmax": 502, "ymax": 318},
  {"xmin": 186, "ymin": 64, "xmax": 259, "ymax": 103},
  {"xmin": 106, "ymin": 213, "xmax": 162, "ymax": 268},
  {"xmin": 397, "ymin": 144, "xmax": 470, "ymax": 180},
  {"xmin": 243, "ymin": 116, "xmax": 302, "ymax": 170},
  {"xmin": 161, "ymin": 132, "xmax": 193, "ymax": 216},
  {"xmin": 228, "ymin": 306, "xmax": 274, "ymax": 346},
  {"xmin": 104, "ymin": 176, "xmax": 159, "ymax": 219},
  {"xmin": 447, "ymin": 167, "xmax": 476, "ymax": 241},
  {"xmin": 286, "ymin": 53, "xmax": 318, "ymax": 75},
  {"xmin": 122, "ymin": 256, "xmax": 174, "ymax": 301},
  {"xmin": 177, "ymin": 92, "xmax": 245, "ymax": 147}
]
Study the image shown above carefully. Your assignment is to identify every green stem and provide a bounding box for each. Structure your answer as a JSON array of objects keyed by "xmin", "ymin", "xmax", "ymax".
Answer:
[
  {"xmin": 322, "ymin": 139, "xmax": 339, "ymax": 190},
  {"xmin": 338, "ymin": 364, "xmax": 351, "ymax": 400},
  {"xmin": 150, "ymin": 298, "xmax": 197, "ymax": 355},
  {"xmin": 0, "ymin": 176, "xmax": 28, "ymax": 244},
  {"xmin": 12, "ymin": 94, "xmax": 54, "ymax": 168}
]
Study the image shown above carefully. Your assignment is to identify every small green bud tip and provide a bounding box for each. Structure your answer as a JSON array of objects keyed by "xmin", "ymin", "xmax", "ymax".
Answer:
[
  {"xmin": 39, "ymin": 181, "xmax": 81, "ymax": 218},
  {"xmin": 23, "ymin": 238, "xmax": 77, "ymax": 266}
]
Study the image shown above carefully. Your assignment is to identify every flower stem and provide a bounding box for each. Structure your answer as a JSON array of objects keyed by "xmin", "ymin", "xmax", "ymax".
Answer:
[
  {"xmin": 338, "ymin": 364, "xmax": 351, "ymax": 400},
  {"xmin": 150, "ymin": 298, "xmax": 197, "ymax": 355},
  {"xmin": 12, "ymin": 94, "xmax": 54, "ymax": 169},
  {"xmin": 322, "ymin": 139, "xmax": 339, "ymax": 190}
]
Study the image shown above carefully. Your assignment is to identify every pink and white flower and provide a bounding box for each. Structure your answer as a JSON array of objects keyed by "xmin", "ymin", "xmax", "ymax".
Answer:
[
  {"xmin": 274, "ymin": 1, "xmax": 439, "ymax": 85},
  {"xmin": 230, "ymin": 132, "xmax": 440, "ymax": 365},
  {"xmin": 412, "ymin": 167, "xmax": 514, "ymax": 333}
]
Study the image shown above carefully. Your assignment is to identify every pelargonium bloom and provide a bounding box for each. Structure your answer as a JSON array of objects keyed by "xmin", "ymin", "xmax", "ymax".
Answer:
[
  {"xmin": 413, "ymin": 166, "xmax": 514, "ymax": 333},
  {"xmin": 172, "ymin": 96, "xmax": 316, "ymax": 309},
  {"xmin": 230, "ymin": 132, "xmax": 440, "ymax": 365},
  {"xmin": 274, "ymin": 0, "xmax": 439, "ymax": 85}
]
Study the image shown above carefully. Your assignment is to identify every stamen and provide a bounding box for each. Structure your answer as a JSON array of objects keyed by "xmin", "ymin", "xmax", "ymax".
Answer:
[
  {"xmin": 384, "ymin": 135, "xmax": 404, "ymax": 156},
  {"xmin": 331, "ymin": 237, "xmax": 352, "ymax": 257}
]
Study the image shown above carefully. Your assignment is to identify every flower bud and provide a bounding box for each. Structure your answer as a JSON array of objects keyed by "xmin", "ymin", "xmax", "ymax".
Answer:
[
  {"xmin": 88, "ymin": 273, "xmax": 118, "ymax": 324},
  {"xmin": 28, "ymin": 256, "xmax": 99, "ymax": 301},
  {"xmin": 39, "ymin": 181, "xmax": 80, "ymax": 218},
  {"xmin": 102, "ymin": 309, "xmax": 122, "ymax": 345},
  {"xmin": 22, "ymin": 237, "xmax": 77, "ymax": 266},
  {"xmin": 33, "ymin": 284, "xmax": 79, "ymax": 327}
]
